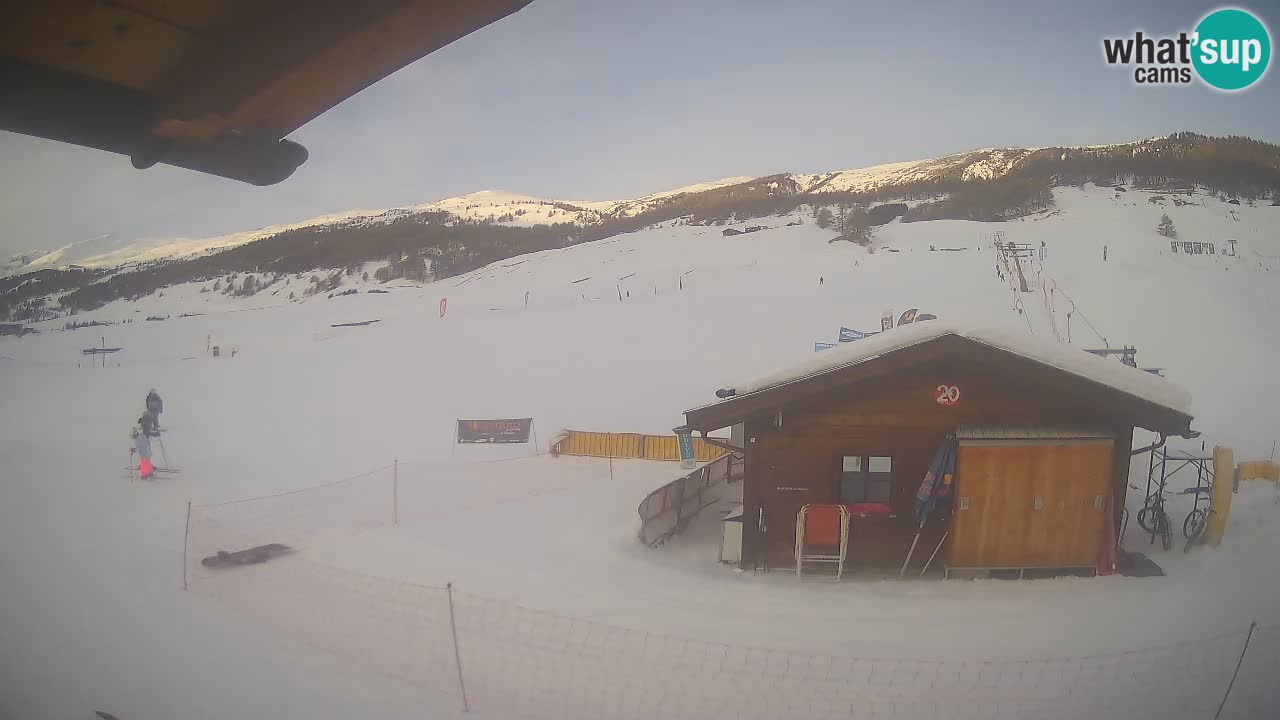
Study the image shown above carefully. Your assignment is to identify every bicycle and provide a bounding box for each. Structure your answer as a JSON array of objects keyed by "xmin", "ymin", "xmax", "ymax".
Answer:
[
  {"xmin": 1180, "ymin": 484, "xmax": 1212, "ymax": 540},
  {"xmin": 1184, "ymin": 506, "xmax": 1214, "ymax": 554},
  {"xmin": 1132, "ymin": 484, "xmax": 1172, "ymax": 551}
]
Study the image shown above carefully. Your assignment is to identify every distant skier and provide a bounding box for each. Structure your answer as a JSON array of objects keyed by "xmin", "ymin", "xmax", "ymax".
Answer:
[
  {"xmin": 145, "ymin": 389, "xmax": 163, "ymax": 429},
  {"xmin": 133, "ymin": 409, "xmax": 160, "ymax": 479},
  {"xmin": 1103, "ymin": 245, "xmax": 1109, "ymax": 262},
  {"xmin": 819, "ymin": 276, "xmax": 824, "ymax": 285}
]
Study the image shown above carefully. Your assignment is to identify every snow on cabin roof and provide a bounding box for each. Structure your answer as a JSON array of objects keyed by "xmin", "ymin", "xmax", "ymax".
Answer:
[{"xmin": 718, "ymin": 321, "xmax": 1192, "ymax": 416}]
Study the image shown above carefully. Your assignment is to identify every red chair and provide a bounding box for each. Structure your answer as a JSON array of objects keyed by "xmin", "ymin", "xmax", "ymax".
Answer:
[{"xmin": 795, "ymin": 504, "xmax": 850, "ymax": 580}]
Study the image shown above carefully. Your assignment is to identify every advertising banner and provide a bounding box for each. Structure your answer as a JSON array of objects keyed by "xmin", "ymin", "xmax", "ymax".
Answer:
[{"xmin": 457, "ymin": 418, "xmax": 533, "ymax": 443}]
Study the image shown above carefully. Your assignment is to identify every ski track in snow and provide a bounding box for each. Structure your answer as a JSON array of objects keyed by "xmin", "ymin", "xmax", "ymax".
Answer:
[{"xmin": 2, "ymin": 185, "xmax": 1279, "ymax": 719}]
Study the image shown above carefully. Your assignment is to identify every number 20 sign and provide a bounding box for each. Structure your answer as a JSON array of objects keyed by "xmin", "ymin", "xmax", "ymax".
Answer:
[{"xmin": 935, "ymin": 384, "xmax": 961, "ymax": 406}]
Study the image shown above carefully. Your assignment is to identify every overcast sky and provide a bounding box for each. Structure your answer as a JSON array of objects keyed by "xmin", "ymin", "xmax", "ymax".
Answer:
[{"xmin": 2, "ymin": 0, "xmax": 1278, "ymax": 257}]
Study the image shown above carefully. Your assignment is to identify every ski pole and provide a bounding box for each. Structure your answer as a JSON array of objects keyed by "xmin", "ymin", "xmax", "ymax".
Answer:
[{"xmin": 158, "ymin": 433, "xmax": 172, "ymax": 469}]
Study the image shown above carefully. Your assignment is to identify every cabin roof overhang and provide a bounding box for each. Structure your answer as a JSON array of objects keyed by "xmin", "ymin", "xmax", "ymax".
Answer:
[
  {"xmin": 684, "ymin": 329, "xmax": 1194, "ymax": 439},
  {"xmin": 1, "ymin": 0, "xmax": 532, "ymax": 184}
]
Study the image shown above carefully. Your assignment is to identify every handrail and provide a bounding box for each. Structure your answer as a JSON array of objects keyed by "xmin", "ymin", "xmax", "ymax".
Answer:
[{"xmin": 637, "ymin": 451, "xmax": 744, "ymax": 546}]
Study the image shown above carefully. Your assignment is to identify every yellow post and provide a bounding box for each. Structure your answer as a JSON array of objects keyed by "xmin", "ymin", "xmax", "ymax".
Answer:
[{"xmin": 1203, "ymin": 445, "xmax": 1234, "ymax": 546}]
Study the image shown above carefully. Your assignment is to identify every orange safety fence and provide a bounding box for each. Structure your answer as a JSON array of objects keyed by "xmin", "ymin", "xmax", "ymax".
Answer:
[
  {"xmin": 1238, "ymin": 460, "xmax": 1279, "ymax": 483},
  {"xmin": 551, "ymin": 429, "xmax": 729, "ymax": 462}
]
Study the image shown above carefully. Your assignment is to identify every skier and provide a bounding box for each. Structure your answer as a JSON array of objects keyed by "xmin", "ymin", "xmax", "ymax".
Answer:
[
  {"xmin": 133, "ymin": 409, "xmax": 160, "ymax": 479},
  {"xmin": 819, "ymin": 276, "xmax": 824, "ymax": 285},
  {"xmin": 1103, "ymin": 245, "xmax": 1109, "ymax": 262},
  {"xmin": 145, "ymin": 389, "xmax": 163, "ymax": 429}
]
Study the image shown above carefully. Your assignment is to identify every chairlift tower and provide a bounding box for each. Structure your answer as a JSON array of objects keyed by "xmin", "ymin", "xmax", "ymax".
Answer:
[{"xmin": 1083, "ymin": 346, "xmax": 1138, "ymax": 367}]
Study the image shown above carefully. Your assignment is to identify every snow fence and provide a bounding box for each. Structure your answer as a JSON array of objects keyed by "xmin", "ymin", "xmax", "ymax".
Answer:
[
  {"xmin": 191, "ymin": 564, "xmax": 1278, "ymax": 719},
  {"xmin": 551, "ymin": 429, "xmax": 728, "ymax": 461},
  {"xmin": 183, "ymin": 460, "xmax": 1279, "ymax": 720}
]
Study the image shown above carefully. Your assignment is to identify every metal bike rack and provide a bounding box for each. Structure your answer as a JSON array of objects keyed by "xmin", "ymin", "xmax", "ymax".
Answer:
[{"xmin": 1143, "ymin": 446, "xmax": 1215, "ymax": 545}]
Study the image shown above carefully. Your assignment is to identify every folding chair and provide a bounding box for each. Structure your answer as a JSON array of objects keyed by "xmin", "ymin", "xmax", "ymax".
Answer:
[{"xmin": 795, "ymin": 504, "xmax": 850, "ymax": 580}]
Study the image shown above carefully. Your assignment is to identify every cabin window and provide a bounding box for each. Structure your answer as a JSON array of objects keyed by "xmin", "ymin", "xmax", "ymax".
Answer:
[{"xmin": 840, "ymin": 455, "xmax": 892, "ymax": 503}]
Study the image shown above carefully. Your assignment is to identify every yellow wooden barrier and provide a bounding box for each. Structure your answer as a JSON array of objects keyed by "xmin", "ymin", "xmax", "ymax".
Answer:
[
  {"xmin": 1237, "ymin": 460, "xmax": 1279, "ymax": 483},
  {"xmin": 553, "ymin": 430, "xmax": 729, "ymax": 461},
  {"xmin": 1203, "ymin": 446, "xmax": 1234, "ymax": 546}
]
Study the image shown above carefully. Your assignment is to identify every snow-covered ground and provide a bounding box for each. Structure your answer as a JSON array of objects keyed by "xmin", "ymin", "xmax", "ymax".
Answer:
[{"xmin": 2, "ymin": 185, "xmax": 1278, "ymax": 719}]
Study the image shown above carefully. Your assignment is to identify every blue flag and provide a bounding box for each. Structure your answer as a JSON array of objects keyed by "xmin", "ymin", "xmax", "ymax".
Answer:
[
  {"xmin": 815, "ymin": 342, "xmax": 837, "ymax": 352},
  {"xmin": 913, "ymin": 438, "xmax": 957, "ymax": 524},
  {"xmin": 839, "ymin": 327, "xmax": 865, "ymax": 342}
]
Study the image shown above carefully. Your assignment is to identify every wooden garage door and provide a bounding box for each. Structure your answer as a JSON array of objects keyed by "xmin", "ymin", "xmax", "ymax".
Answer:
[{"xmin": 950, "ymin": 442, "xmax": 1112, "ymax": 568}]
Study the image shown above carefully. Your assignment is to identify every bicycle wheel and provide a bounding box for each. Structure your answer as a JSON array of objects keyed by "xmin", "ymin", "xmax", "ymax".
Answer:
[
  {"xmin": 1183, "ymin": 509, "xmax": 1207, "ymax": 540},
  {"xmin": 1136, "ymin": 506, "xmax": 1157, "ymax": 533},
  {"xmin": 1158, "ymin": 514, "xmax": 1172, "ymax": 551},
  {"xmin": 1184, "ymin": 510, "xmax": 1212, "ymax": 553}
]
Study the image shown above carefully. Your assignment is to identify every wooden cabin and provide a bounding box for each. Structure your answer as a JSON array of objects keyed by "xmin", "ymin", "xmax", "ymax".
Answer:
[{"xmin": 683, "ymin": 325, "xmax": 1195, "ymax": 578}]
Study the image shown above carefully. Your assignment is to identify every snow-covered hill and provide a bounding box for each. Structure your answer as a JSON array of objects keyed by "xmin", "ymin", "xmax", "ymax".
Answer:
[
  {"xmin": 3, "ymin": 182, "xmax": 1279, "ymax": 719},
  {"xmin": 13, "ymin": 133, "xmax": 1259, "ymax": 276},
  {"xmin": 10, "ymin": 183, "xmax": 1278, "ymax": 453},
  {"xmin": 792, "ymin": 147, "xmax": 1037, "ymax": 194}
]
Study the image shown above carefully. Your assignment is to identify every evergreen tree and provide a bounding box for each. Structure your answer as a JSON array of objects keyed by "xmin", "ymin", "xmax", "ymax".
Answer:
[
  {"xmin": 1157, "ymin": 213, "xmax": 1177, "ymax": 238},
  {"xmin": 840, "ymin": 205, "xmax": 875, "ymax": 245},
  {"xmin": 815, "ymin": 207, "xmax": 834, "ymax": 229}
]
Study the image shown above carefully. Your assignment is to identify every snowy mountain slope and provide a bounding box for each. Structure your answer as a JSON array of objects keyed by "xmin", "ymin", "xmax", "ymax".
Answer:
[
  {"xmin": 793, "ymin": 147, "xmax": 1037, "ymax": 194},
  {"xmin": 408, "ymin": 189, "xmax": 604, "ymax": 227},
  {"xmin": 599, "ymin": 175, "xmax": 758, "ymax": 218},
  {"xmin": 12, "ymin": 210, "xmax": 412, "ymax": 273},
  {"xmin": 3, "ymin": 248, "xmax": 66, "ymax": 275},
  {"xmin": 10, "ymin": 184, "xmax": 1278, "ymax": 454},
  {"xmin": 14, "ymin": 132, "xmax": 1272, "ymax": 278},
  {"xmin": 2, "ymin": 183, "xmax": 1279, "ymax": 719}
]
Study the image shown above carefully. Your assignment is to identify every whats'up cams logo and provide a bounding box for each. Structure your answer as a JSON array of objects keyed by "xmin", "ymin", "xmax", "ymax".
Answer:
[{"xmin": 1103, "ymin": 7, "xmax": 1271, "ymax": 90}]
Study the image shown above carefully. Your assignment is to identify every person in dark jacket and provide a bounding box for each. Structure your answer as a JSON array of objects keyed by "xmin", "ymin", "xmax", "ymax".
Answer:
[{"xmin": 145, "ymin": 389, "xmax": 163, "ymax": 429}]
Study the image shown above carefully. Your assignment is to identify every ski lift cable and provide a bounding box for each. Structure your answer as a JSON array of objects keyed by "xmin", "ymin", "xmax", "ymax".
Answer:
[{"xmin": 1047, "ymin": 276, "xmax": 1107, "ymax": 348}]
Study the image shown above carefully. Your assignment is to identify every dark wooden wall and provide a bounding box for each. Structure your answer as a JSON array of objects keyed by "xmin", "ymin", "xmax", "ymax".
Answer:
[{"xmin": 739, "ymin": 354, "xmax": 1136, "ymax": 568}]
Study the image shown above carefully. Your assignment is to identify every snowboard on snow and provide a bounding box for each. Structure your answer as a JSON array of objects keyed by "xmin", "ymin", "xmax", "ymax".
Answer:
[{"xmin": 201, "ymin": 543, "xmax": 293, "ymax": 568}]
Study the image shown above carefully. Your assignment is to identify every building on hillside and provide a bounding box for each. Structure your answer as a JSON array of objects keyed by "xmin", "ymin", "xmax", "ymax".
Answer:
[
  {"xmin": 722, "ymin": 228, "xmax": 743, "ymax": 237},
  {"xmin": 682, "ymin": 324, "xmax": 1195, "ymax": 579},
  {"xmin": 1171, "ymin": 241, "xmax": 1215, "ymax": 255},
  {"xmin": 743, "ymin": 226, "xmax": 767, "ymax": 233}
]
